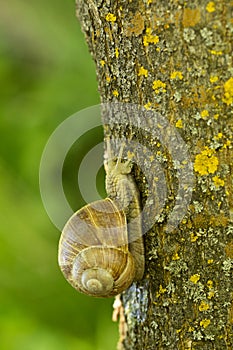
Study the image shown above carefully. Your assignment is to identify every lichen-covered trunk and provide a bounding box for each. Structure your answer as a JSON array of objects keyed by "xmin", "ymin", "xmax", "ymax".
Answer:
[{"xmin": 76, "ymin": 1, "xmax": 233, "ymax": 349}]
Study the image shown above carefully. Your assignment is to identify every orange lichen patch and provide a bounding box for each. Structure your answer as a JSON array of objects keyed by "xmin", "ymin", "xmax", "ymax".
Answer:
[
  {"xmin": 198, "ymin": 86, "xmax": 209, "ymax": 104},
  {"xmin": 181, "ymin": 86, "xmax": 211, "ymax": 108},
  {"xmin": 125, "ymin": 12, "xmax": 145, "ymax": 36},
  {"xmin": 229, "ymin": 301, "xmax": 233, "ymax": 324},
  {"xmin": 194, "ymin": 147, "xmax": 218, "ymax": 175},
  {"xmin": 182, "ymin": 8, "xmax": 201, "ymax": 27},
  {"xmin": 222, "ymin": 77, "xmax": 233, "ymax": 105},
  {"xmin": 191, "ymin": 214, "xmax": 229, "ymax": 228},
  {"xmin": 191, "ymin": 215, "xmax": 206, "ymax": 228},
  {"xmin": 209, "ymin": 215, "xmax": 229, "ymax": 227},
  {"xmin": 225, "ymin": 241, "xmax": 233, "ymax": 258}
]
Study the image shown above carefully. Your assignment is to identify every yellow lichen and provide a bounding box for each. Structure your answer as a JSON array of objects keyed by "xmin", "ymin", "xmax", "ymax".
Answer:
[
  {"xmin": 222, "ymin": 77, "xmax": 233, "ymax": 105},
  {"xmin": 206, "ymin": 2, "xmax": 216, "ymax": 13},
  {"xmin": 172, "ymin": 253, "xmax": 180, "ymax": 260},
  {"xmin": 143, "ymin": 28, "xmax": 159, "ymax": 46},
  {"xmin": 138, "ymin": 66, "xmax": 148, "ymax": 77},
  {"xmin": 113, "ymin": 90, "xmax": 119, "ymax": 97},
  {"xmin": 213, "ymin": 175, "xmax": 225, "ymax": 187},
  {"xmin": 200, "ymin": 319, "xmax": 211, "ymax": 328},
  {"xmin": 194, "ymin": 147, "xmax": 219, "ymax": 176},
  {"xmin": 115, "ymin": 48, "xmax": 119, "ymax": 58},
  {"xmin": 175, "ymin": 119, "xmax": 183, "ymax": 128},
  {"xmin": 149, "ymin": 155, "xmax": 154, "ymax": 162},
  {"xmin": 210, "ymin": 50, "xmax": 223, "ymax": 55},
  {"xmin": 208, "ymin": 259, "xmax": 214, "ymax": 264},
  {"xmin": 152, "ymin": 79, "xmax": 166, "ymax": 93},
  {"xmin": 214, "ymin": 132, "xmax": 223, "ymax": 139},
  {"xmin": 223, "ymin": 140, "xmax": 231, "ymax": 148},
  {"xmin": 190, "ymin": 233, "xmax": 199, "ymax": 242},
  {"xmin": 159, "ymin": 285, "xmax": 167, "ymax": 294},
  {"xmin": 207, "ymin": 280, "xmax": 213, "ymax": 289},
  {"xmin": 201, "ymin": 109, "xmax": 209, "ymax": 118},
  {"xmin": 170, "ymin": 71, "xmax": 183, "ymax": 80},
  {"xmin": 127, "ymin": 151, "xmax": 134, "ymax": 160},
  {"xmin": 190, "ymin": 274, "xmax": 200, "ymax": 284},
  {"xmin": 105, "ymin": 13, "xmax": 116, "ymax": 22},
  {"xmin": 156, "ymin": 284, "xmax": 167, "ymax": 298},
  {"xmin": 210, "ymin": 75, "xmax": 219, "ymax": 83},
  {"xmin": 100, "ymin": 60, "xmax": 105, "ymax": 66},
  {"xmin": 159, "ymin": 284, "xmax": 167, "ymax": 294},
  {"xmin": 199, "ymin": 301, "xmax": 210, "ymax": 311},
  {"xmin": 208, "ymin": 291, "xmax": 215, "ymax": 299},
  {"xmin": 144, "ymin": 102, "xmax": 152, "ymax": 110}
]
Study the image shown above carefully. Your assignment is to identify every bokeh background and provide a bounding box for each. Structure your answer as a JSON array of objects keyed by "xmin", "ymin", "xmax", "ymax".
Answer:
[{"xmin": 0, "ymin": 1, "xmax": 118, "ymax": 349}]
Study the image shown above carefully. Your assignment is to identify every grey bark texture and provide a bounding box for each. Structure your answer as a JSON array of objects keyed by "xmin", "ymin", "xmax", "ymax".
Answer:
[{"xmin": 76, "ymin": 1, "xmax": 233, "ymax": 349}]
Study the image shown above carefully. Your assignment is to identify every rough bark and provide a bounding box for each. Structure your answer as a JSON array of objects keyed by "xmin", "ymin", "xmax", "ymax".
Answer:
[{"xmin": 76, "ymin": 1, "xmax": 233, "ymax": 349}]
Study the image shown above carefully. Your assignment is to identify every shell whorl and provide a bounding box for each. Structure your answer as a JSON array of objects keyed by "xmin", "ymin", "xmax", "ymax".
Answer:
[
  {"xmin": 69, "ymin": 246, "xmax": 135, "ymax": 297},
  {"xmin": 58, "ymin": 198, "xmax": 136, "ymax": 297},
  {"xmin": 81, "ymin": 268, "xmax": 114, "ymax": 296}
]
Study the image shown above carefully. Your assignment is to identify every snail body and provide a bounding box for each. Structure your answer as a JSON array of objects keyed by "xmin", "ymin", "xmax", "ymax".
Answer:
[{"xmin": 58, "ymin": 152, "xmax": 144, "ymax": 297}]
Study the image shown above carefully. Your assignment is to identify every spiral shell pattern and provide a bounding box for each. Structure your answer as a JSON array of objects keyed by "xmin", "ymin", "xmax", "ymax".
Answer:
[{"xmin": 58, "ymin": 198, "xmax": 135, "ymax": 297}]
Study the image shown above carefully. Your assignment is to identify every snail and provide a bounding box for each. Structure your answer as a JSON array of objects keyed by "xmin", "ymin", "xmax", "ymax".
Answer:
[{"xmin": 58, "ymin": 144, "xmax": 144, "ymax": 297}]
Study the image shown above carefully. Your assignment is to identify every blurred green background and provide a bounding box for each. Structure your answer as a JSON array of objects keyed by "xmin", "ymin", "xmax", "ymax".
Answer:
[{"xmin": 0, "ymin": 1, "xmax": 118, "ymax": 349}]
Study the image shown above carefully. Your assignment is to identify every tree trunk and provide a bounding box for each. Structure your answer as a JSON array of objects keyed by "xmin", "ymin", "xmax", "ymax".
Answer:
[{"xmin": 76, "ymin": 1, "xmax": 233, "ymax": 349}]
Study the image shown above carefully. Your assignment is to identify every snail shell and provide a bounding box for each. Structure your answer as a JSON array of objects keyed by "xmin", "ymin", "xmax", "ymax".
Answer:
[{"xmin": 58, "ymin": 198, "xmax": 136, "ymax": 297}]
